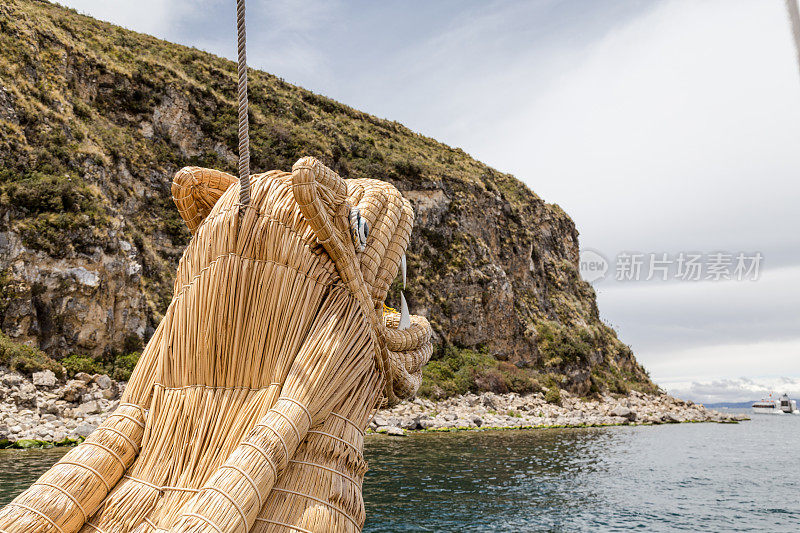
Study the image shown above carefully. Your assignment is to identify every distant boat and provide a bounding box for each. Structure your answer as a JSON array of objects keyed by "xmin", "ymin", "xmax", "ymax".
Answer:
[{"xmin": 752, "ymin": 393, "xmax": 799, "ymax": 414}]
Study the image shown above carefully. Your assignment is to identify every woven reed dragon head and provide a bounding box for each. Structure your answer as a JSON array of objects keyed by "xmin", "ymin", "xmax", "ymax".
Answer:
[
  {"xmin": 172, "ymin": 156, "xmax": 432, "ymax": 406},
  {"xmin": 0, "ymin": 156, "xmax": 432, "ymax": 533}
]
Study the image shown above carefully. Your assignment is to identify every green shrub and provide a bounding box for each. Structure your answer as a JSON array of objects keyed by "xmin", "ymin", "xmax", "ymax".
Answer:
[
  {"xmin": 610, "ymin": 378, "xmax": 630, "ymax": 395},
  {"xmin": 0, "ymin": 172, "xmax": 111, "ymax": 257},
  {"xmin": 2, "ymin": 172, "xmax": 103, "ymax": 217},
  {"xmin": 473, "ymin": 367, "xmax": 508, "ymax": 394},
  {"xmin": 62, "ymin": 351, "xmax": 141, "ymax": 381},
  {"xmin": 418, "ymin": 346, "xmax": 492, "ymax": 398},
  {"xmin": 73, "ymin": 100, "xmax": 91, "ymax": 120},
  {"xmin": 0, "ymin": 332, "xmax": 61, "ymax": 376},
  {"xmin": 590, "ymin": 366, "xmax": 657, "ymax": 396},
  {"xmin": 121, "ymin": 334, "xmax": 143, "ymax": 355},
  {"xmin": 498, "ymin": 361, "xmax": 542, "ymax": 394},
  {"xmin": 61, "ymin": 354, "xmax": 104, "ymax": 377},
  {"xmin": 544, "ymin": 387, "xmax": 561, "ymax": 405},
  {"xmin": 110, "ymin": 351, "xmax": 140, "ymax": 381},
  {"xmin": 536, "ymin": 321, "xmax": 593, "ymax": 368},
  {"xmin": 418, "ymin": 345, "xmax": 545, "ymax": 398}
]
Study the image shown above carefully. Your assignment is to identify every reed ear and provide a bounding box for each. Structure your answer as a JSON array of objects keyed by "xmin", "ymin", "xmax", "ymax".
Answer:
[
  {"xmin": 172, "ymin": 167, "xmax": 238, "ymax": 234},
  {"xmin": 291, "ymin": 157, "xmax": 363, "ymax": 289}
]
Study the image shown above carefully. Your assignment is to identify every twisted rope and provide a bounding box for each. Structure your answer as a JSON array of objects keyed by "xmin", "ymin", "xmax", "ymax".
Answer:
[
  {"xmin": 237, "ymin": 0, "xmax": 250, "ymax": 210},
  {"xmin": 787, "ymin": 0, "xmax": 800, "ymax": 84}
]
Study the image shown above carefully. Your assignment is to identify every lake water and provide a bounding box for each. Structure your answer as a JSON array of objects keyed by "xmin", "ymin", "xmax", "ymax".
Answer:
[{"xmin": 0, "ymin": 412, "xmax": 797, "ymax": 531}]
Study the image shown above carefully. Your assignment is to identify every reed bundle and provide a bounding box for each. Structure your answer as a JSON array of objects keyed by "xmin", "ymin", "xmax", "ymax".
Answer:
[{"xmin": 0, "ymin": 157, "xmax": 432, "ymax": 532}]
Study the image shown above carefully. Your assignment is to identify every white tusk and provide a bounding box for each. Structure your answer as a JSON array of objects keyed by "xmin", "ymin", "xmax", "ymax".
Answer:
[
  {"xmin": 399, "ymin": 291, "xmax": 411, "ymax": 330},
  {"xmin": 401, "ymin": 254, "xmax": 407, "ymax": 289}
]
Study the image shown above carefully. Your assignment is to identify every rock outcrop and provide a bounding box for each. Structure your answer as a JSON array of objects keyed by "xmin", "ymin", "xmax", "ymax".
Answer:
[
  {"xmin": 0, "ymin": 231, "xmax": 150, "ymax": 357},
  {"xmin": 0, "ymin": 0, "xmax": 654, "ymax": 395}
]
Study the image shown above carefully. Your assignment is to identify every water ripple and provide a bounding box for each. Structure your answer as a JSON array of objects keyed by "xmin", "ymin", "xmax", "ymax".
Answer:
[{"xmin": 363, "ymin": 414, "xmax": 799, "ymax": 532}]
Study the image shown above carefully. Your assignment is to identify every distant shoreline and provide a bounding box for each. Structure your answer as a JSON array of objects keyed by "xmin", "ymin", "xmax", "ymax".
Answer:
[{"xmin": 703, "ymin": 401, "xmax": 757, "ymax": 409}]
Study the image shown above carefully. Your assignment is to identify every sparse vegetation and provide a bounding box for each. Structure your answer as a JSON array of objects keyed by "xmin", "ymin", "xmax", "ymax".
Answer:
[
  {"xmin": 536, "ymin": 320, "xmax": 594, "ymax": 368},
  {"xmin": 60, "ymin": 354, "xmax": 103, "ymax": 377},
  {"xmin": 61, "ymin": 351, "xmax": 141, "ymax": 381},
  {"xmin": 544, "ymin": 387, "xmax": 562, "ymax": 405},
  {"xmin": 0, "ymin": 332, "xmax": 142, "ymax": 380},
  {"xmin": 419, "ymin": 345, "xmax": 544, "ymax": 399},
  {"xmin": 0, "ymin": 332, "xmax": 61, "ymax": 376}
]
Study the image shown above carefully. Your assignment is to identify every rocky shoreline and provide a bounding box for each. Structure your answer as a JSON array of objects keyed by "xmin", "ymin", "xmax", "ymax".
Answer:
[
  {"xmin": 0, "ymin": 368, "xmax": 124, "ymax": 447},
  {"xmin": 368, "ymin": 389, "xmax": 749, "ymax": 435},
  {"xmin": 0, "ymin": 369, "xmax": 747, "ymax": 447}
]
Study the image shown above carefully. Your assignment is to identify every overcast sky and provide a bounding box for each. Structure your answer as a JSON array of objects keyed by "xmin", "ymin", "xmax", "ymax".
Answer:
[{"xmin": 55, "ymin": 0, "xmax": 800, "ymax": 403}]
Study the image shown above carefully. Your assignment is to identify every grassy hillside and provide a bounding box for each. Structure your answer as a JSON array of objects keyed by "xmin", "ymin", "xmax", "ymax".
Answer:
[{"xmin": 0, "ymin": 0, "xmax": 657, "ymax": 397}]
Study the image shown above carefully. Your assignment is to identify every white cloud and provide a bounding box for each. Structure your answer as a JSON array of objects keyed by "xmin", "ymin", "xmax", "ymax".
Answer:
[
  {"xmin": 322, "ymin": 0, "xmax": 800, "ymax": 394},
  {"xmin": 666, "ymin": 376, "xmax": 800, "ymax": 404},
  {"xmin": 245, "ymin": 0, "xmax": 340, "ymax": 85},
  {"xmin": 594, "ymin": 266, "xmax": 800, "ymax": 399},
  {"xmin": 594, "ymin": 265, "xmax": 800, "ymax": 354},
  {"xmin": 649, "ymin": 337, "xmax": 800, "ymax": 384},
  {"xmin": 473, "ymin": 0, "xmax": 800, "ymax": 257},
  {"xmin": 54, "ymin": 1, "xmax": 177, "ymax": 37},
  {"xmin": 52, "ymin": 0, "xmax": 338, "ymax": 110}
]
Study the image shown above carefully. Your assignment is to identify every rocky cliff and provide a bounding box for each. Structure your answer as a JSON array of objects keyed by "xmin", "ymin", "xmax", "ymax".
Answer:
[{"xmin": 0, "ymin": 0, "xmax": 656, "ymax": 396}]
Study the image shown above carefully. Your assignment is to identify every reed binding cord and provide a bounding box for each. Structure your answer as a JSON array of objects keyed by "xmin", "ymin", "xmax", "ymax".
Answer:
[{"xmin": 237, "ymin": 0, "xmax": 251, "ymax": 210}]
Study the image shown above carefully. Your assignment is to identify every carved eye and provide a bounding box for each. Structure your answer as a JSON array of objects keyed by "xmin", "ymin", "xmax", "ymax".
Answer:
[
  {"xmin": 349, "ymin": 207, "xmax": 368, "ymax": 252},
  {"xmin": 359, "ymin": 216, "xmax": 369, "ymax": 243}
]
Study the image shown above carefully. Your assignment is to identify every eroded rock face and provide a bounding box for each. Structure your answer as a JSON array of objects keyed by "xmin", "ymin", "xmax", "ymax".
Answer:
[
  {"xmin": 389, "ymin": 177, "xmax": 647, "ymax": 390},
  {"xmin": 152, "ymin": 88, "xmax": 204, "ymax": 159},
  {"xmin": 0, "ymin": 230, "xmax": 149, "ymax": 357}
]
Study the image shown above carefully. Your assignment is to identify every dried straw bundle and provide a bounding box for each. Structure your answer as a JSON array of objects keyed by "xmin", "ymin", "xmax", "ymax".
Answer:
[{"xmin": 0, "ymin": 157, "xmax": 432, "ymax": 533}]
